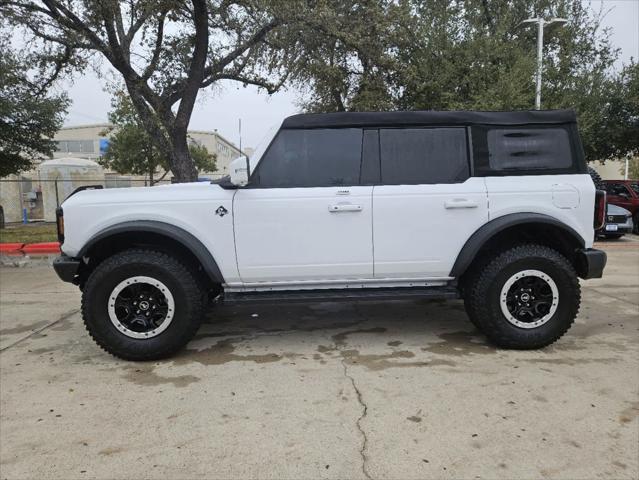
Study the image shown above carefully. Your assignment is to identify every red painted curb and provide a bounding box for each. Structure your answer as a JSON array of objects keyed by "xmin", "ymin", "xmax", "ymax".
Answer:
[
  {"xmin": 0, "ymin": 243, "xmax": 25, "ymax": 253},
  {"xmin": 21, "ymin": 242, "xmax": 61, "ymax": 254}
]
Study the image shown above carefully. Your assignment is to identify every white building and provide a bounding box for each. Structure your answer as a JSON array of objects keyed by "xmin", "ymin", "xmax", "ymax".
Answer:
[
  {"xmin": 0, "ymin": 124, "xmax": 245, "ymax": 223},
  {"xmin": 591, "ymin": 158, "xmax": 635, "ymax": 180},
  {"xmin": 53, "ymin": 123, "xmax": 243, "ymax": 177}
]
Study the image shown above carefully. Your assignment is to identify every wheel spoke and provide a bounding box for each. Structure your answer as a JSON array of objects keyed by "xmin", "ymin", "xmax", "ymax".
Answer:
[
  {"xmin": 500, "ymin": 270, "xmax": 559, "ymax": 329},
  {"xmin": 114, "ymin": 297, "xmax": 129, "ymax": 309},
  {"xmin": 108, "ymin": 276, "xmax": 175, "ymax": 338}
]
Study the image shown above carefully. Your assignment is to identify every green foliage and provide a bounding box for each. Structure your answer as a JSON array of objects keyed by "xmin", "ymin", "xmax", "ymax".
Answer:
[
  {"xmin": 601, "ymin": 63, "xmax": 639, "ymax": 162},
  {"xmin": 189, "ymin": 141, "xmax": 217, "ymax": 174},
  {"xmin": 99, "ymin": 92, "xmax": 216, "ymax": 184},
  {"xmin": 1, "ymin": 0, "xmax": 298, "ymax": 181},
  {"xmin": 287, "ymin": 0, "xmax": 402, "ymax": 112},
  {"xmin": 4, "ymin": 0, "xmax": 635, "ymax": 170},
  {"xmin": 293, "ymin": 0, "xmax": 633, "ymax": 162},
  {"xmin": 0, "ymin": 36, "xmax": 69, "ymax": 177}
]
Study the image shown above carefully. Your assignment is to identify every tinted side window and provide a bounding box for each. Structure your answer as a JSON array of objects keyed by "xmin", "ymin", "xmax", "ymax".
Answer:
[
  {"xmin": 379, "ymin": 128, "xmax": 469, "ymax": 185},
  {"xmin": 253, "ymin": 128, "xmax": 362, "ymax": 187},
  {"xmin": 472, "ymin": 125, "xmax": 576, "ymax": 175}
]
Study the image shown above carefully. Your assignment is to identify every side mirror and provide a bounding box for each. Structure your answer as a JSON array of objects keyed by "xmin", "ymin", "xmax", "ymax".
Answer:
[{"xmin": 229, "ymin": 156, "xmax": 249, "ymax": 187}]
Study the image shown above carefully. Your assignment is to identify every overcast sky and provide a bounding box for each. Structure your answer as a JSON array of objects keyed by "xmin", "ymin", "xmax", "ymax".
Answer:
[{"xmin": 61, "ymin": 0, "xmax": 639, "ymax": 149}]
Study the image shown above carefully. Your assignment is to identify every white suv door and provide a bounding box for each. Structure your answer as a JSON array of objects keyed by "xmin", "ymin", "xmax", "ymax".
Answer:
[
  {"xmin": 233, "ymin": 128, "xmax": 374, "ymax": 284},
  {"xmin": 372, "ymin": 128, "xmax": 488, "ymax": 279}
]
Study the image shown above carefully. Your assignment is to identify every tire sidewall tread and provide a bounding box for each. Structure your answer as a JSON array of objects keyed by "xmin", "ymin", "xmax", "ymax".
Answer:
[
  {"xmin": 467, "ymin": 244, "xmax": 581, "ymax": 349},
  {"xmin": 81, "ymin": 249, "xmax": 205, "ymax": 361}
]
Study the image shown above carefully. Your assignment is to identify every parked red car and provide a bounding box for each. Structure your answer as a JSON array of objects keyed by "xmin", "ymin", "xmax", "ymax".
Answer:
[{"xmin": 603, "ymin": 180, "xmax": 639, "ymax": 233}]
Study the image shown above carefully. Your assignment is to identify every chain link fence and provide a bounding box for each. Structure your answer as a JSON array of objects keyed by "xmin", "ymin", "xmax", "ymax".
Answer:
[{"xmin": 0, "ymin": 174, "xmax": 224, "ymax": 224}]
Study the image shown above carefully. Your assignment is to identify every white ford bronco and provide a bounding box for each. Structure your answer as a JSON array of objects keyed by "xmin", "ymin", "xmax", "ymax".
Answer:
[{"xmin": 53, "ymin": 109, "xmax": 607, "ymax": 360}]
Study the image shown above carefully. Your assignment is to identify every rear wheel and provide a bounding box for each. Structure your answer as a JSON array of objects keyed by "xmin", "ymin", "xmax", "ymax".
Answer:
[
  {"xmin": 465, "ymin": 244, "xmax": 580, "ymax": 349},
  {"xmin": 82, "ymin": 249, "xmax": 205, "ymax": 360}
]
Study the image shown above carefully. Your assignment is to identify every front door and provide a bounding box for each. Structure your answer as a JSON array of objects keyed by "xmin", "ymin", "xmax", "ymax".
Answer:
[
  {"xmin": 372, "ymin": 127, "xmax": 488, "ymax": 279},
  {"xmin": 233, "ymin": 128, "xmax": 374, "ymax": 284}
]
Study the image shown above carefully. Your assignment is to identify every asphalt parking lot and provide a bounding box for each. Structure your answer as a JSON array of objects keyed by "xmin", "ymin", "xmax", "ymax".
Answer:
[{"xmin": 1, "ymin": 238, "xmax": 638, "ymax": 480}]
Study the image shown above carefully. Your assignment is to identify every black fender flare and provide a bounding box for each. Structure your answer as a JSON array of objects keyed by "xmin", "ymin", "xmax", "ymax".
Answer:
[
  {"xmin": 78, "ymin": 220, "xmax": 224, "ymax": 283},
  {"xmin": 449, "ymin": 213, "xmax": 586, "ymax": 278}
]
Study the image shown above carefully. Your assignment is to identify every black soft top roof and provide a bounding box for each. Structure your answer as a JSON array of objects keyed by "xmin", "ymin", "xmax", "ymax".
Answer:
[{"xmin": 281, "ymin": 109, "xmax": 577, "ymax": 129}]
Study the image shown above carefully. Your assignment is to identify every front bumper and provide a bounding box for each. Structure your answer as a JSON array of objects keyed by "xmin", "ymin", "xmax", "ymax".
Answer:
[
  {"xmin": 53, "ymin": 255, "xmax": 81, "ymax": 284},
  {"xmin": 609, "ymin": 225, "xmax": 632, "ymax": 234},
  {"xmin": 575, "ymin": 248, "xmax": 607, "ymax": 279},
  {"xmin": 598, "ymin": 219, "xmax": 633, "ymax": 235}
]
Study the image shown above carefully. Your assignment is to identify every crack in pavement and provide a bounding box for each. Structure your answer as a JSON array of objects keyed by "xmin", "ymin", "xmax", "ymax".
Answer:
[
  {"xmin": 0, "ymin": 309, "xmax": 80, "ymax": 352},
  {"xmin": 341, "ymin": 358, "xmax": 372, "ymax": 480},
  {"xmin": 585, "ymin": 287, "xmax": 639, "ymax": 307},
  {"xmin": 340, "ymin": 302, "xmax": 372, "ymax": 479}
]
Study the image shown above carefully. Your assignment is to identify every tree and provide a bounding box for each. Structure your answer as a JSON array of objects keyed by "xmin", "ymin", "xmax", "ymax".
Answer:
[
  {"xmin": 1, "ymin": 0, "xmax": 299, "ymax": 182},
  {"xmin": 604, "ymin": 62, "xmax": 639, "ymax": 162},
  {"xmin": 99, "ymin": 91, "xmax": 215, "ymax": 184},
  {"xmin": 0, "ymin": 35, "xmax": 69, "ymax": 177},
  {"xmin": 292, "ymin": 0, "xmax": 624, "ymax": 161},
  {"xmin": 290, "ymin": 0, "xmax": 404, "ymax": 112}
]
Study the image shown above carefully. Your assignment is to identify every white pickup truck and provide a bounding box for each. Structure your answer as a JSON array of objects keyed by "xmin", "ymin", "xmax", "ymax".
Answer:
[{"xmin": 54, "ymin": 109, "xmax": 607, "ymax": 360}]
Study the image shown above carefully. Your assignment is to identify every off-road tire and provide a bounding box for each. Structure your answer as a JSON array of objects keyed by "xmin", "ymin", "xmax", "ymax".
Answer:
[
  {"xmin": 82, "ymin": 249, "xmax": 205, "ymax": 360},
  {"xmin": 465, "ymin": 244, "xmax": 580, "ymax": 349},
  {"xmin": 461, "ymin": 261, "xmax": 492, "ymax": 331},
  {"xmin": 464, "ymin": 299, "xmax": 482, "ymax": 331}
]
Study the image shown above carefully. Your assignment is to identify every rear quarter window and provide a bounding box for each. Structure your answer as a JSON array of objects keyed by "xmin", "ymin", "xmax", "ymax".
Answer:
[{"xmin": 472, "ymin": 124, "xmax": 580, "ymax": 175}]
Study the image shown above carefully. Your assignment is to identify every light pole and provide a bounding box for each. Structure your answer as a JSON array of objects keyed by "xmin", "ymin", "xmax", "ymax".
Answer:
[{"xmin": 519, "ymin": 17, "xmax": 568, "ymax": 110}]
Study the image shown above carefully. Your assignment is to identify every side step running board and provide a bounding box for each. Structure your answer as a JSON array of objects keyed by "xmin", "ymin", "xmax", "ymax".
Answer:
[{"xmin": 223, "ymin": 286, "xmax": 459, "ymax": 305}]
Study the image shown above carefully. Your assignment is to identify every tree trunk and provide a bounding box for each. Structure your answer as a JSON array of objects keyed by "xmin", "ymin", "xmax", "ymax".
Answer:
[
  {"xmin": 169, "ymin": 132, "xmax": 198, "ymax": 182},
  {"xmin": 166, "ymin": 0, "xmax": 208, "ymax": 183},
  {"xmin": 123, "ymin": 85, "xmax": 197, "ymax": 183},
  {"xmin": 149, "ymin": 167, "xmax": 154, "ymax": 186}
]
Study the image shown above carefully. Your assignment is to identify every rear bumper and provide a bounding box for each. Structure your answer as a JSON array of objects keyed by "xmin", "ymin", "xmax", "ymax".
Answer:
[
  {"xmin": 575, "ymin": 248, "xmax": 607, "ymax": 279},
  {"xmin": 53, "ymin": 255, "xmax": 81, "ymax": 284}
]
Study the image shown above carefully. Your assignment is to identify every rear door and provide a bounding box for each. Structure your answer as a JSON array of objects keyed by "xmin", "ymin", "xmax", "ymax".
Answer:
[{"xmin": 372, "ymin": 127, "xmax": 488, "ymax": 279}]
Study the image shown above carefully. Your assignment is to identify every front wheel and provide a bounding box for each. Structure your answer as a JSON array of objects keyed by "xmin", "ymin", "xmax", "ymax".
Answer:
[
  {"xmin": 464, "ymin": 244, "xmax": 580, "ymax": 349},
  {"xmin": 82, "ymin": 249, "xmax": 206, "ymax": 360}
]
